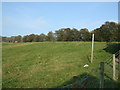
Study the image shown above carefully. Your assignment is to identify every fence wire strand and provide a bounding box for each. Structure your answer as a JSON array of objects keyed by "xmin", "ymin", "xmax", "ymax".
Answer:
[{"xmin": 61, "ymin": 51, "xmax": 119, "ymax": 88}]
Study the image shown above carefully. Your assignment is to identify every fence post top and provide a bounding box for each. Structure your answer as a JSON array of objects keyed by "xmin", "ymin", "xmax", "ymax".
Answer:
[{"xmin": 100, "ymin": 62, "xmax": 104, "ymax": 64}]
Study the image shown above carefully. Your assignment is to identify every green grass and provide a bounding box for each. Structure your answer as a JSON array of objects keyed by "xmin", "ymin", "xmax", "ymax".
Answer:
[{"xmin": 2, "ymin": 42, "xmax": 114, "ymax": 88}]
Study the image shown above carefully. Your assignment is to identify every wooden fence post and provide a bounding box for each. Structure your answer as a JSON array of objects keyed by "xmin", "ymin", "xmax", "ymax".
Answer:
[
  {"xmin": 118, "ymin": 50, "xmax": 120, "ymax": 82},
  {"xmin": 81, "ymin": 78, "xmax": 88, "ymax": 88},
  {"xmin": 100, "ymin": 62, "xmax": 104, "ymax": 88},
  {"xmin": 113, "ymin": 54, "xmax": 116, "ymax": 80},
  {"xmin": 91, "ymin": 34, "xmax": 94, "ymax": 63},
  {"xmin": 72, "ymin": 76, "xmax": 79, "ymax": 88}
]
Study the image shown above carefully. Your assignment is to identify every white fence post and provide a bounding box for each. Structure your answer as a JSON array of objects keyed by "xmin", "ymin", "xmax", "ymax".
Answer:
[{"xmin": 91, "ymin": 34, "xmax": 94, "ymax": 63}]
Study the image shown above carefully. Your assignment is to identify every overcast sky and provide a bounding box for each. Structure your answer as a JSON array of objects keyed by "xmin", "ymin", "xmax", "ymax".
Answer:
[{"xmin": 2, "ymin": 2, "xmax": 118, "ymax": 37}]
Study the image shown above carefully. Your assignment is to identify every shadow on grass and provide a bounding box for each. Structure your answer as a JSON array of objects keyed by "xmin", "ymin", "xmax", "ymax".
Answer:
[
  {"xmin": 56, "ymin": 73, "xmax": 119, "ymax": 88},
  {"xmin": 103, "ymin": 43, "xmax": 120, "ymax": 54}
]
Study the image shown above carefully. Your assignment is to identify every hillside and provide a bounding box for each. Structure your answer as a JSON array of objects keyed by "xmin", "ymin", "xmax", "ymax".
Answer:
[{"xmin": 2, "ymin": 42, "xmax": 118, "ymax": 88}]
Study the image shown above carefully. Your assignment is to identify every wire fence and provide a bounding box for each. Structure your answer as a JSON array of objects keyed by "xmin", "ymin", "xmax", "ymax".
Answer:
[
  {"xmin": 104, "ymin": 51, "xmax": 119, "ymax": 88},
  {"xmin": 61, "ymin": 65, "xmax": 100, "ymax": 88},
  {"xmin": 61, "ymin": 51, "xmax": 119, "ymax": 88}
]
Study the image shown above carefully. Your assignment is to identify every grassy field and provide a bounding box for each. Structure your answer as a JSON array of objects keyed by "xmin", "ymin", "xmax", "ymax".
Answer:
[{"xmin": 2, "ymin": 42, "xmax": 114, "ymax": 88}]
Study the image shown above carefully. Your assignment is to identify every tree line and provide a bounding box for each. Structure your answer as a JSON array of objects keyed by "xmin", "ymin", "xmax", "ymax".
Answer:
[{"xmin": 2, "ymin": 21, "xmax": 120, "ymax": 42}]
